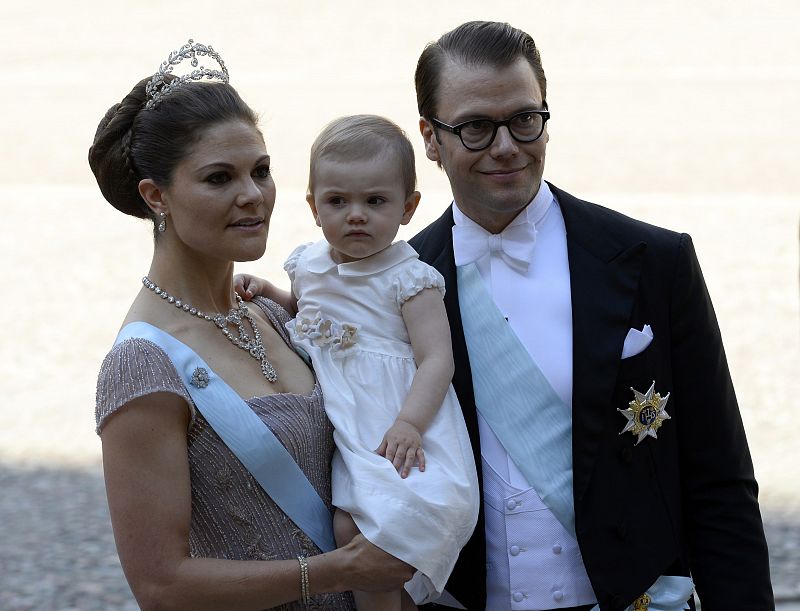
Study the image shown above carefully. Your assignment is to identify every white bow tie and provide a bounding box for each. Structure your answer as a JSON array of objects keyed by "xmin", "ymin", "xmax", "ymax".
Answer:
[{"xmin": 453, "ymin": 221, "xmax": 537, "ymax": 272}]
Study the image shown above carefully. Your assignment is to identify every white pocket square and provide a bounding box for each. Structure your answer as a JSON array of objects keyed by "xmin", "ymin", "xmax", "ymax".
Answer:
[{"xmin": 621, "ymin": 324, "xmax": 653, "ymax": 359}]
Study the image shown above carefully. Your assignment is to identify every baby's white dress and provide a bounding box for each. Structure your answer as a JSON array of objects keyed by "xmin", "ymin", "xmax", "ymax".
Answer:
[{"xmin": 284, "ymin": 240, "xmax": 479, "ymax": 603}]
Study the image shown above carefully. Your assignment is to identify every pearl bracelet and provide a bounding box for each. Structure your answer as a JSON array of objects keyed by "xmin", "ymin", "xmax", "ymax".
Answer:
[{"xmin": 297, "ymin": 555, "xmax": 311, "ymax": 603}]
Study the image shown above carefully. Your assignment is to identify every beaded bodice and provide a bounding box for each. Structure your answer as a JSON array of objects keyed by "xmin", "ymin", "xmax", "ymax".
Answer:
[{"xmin": 95, "ymin": 297, "xmax": 354, "ymax": 610}]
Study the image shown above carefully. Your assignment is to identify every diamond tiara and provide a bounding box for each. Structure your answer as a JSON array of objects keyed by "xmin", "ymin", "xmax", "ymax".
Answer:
[{"xmin": 144, "ymin": 39, "xmax": 229, "ymax": 110}]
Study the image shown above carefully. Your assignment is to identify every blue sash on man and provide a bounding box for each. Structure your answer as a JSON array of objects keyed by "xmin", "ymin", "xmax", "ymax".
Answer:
[
  {"xmin": 457, "ymin": 262, "xmax": 576, "ymax": 536},
  {"xmin": 457, "ymin": 265, "xmax": 694, "ymax": 610}
]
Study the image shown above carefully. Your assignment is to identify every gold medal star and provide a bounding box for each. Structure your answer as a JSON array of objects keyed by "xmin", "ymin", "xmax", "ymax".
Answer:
[{"xmin": 618, "ymin": 381, "xmax": 671, "ymax": 445}]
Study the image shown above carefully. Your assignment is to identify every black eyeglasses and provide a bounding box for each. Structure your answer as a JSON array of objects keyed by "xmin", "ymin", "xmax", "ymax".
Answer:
[{"xmin": 430, "ymin": 107, "xmax": 550, "ymax": 151}]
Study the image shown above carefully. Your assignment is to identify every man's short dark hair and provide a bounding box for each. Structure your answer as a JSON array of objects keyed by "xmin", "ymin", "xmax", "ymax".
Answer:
[{"xmin": 415, "ymin": 21, "xmax": 547, "ymax": 120}]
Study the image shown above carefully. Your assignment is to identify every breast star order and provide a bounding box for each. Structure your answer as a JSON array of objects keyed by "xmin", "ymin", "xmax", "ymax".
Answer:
[{"xmin": 618, "ymin": 381, "xmax": 670, "ymax": 445}]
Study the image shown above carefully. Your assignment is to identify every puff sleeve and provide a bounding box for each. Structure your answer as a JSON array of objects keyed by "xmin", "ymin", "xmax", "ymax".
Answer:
[
  {"xmin": 95, "ymin": 338, "xmax": 195, "ymax": 434},
  {"xmin": 393, "ymin": 259, "xmax": 446, "ymax": 307},
  {"xmin": 283, "ymin": 242, "xmax": 313, "ymax": 285}
]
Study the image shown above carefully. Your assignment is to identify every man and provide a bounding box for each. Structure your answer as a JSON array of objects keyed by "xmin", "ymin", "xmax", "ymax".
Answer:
[{"xmin": 410, "ymin": 21, "xmax": 773, "ymax": 611}]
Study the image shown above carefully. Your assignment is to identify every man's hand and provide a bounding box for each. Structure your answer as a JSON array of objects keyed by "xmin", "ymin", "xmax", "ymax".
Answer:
[{"xmin": 375, "ymin": 419, "xmax": 425, "ymax": 478}]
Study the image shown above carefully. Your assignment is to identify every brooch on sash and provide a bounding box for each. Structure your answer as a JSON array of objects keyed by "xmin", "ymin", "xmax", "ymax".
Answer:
[
  {"xmin": 618, "ymin": 381, "xmax": 670, "ymax": 445},
  {"xmin": 190, "ymin": 367, "xmax": 210, "ymax": 388},
  {"xmin": 633, "ymin": 593, "xmax": 652, "ymax": 610}
]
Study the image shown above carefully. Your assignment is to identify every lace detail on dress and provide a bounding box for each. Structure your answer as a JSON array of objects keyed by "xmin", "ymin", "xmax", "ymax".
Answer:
[
  {"xmin": 393, "ymin": 261, "xmax": 446, "ymax": 306},
  {"xmin": 291, "ymin": 312, "xmax": 359, "ymax": 354}
]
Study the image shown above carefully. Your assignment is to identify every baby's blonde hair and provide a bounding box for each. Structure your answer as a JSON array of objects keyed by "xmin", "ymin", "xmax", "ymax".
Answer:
[{"xmin": 308, "ymin": 114, "xmax": 417, "ymax": 196}]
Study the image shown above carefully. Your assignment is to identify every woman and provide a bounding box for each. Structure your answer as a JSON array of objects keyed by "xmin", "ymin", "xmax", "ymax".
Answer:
[{"xmin": 88, "ymin": 40, "xmax": 412, "ymax": 610}]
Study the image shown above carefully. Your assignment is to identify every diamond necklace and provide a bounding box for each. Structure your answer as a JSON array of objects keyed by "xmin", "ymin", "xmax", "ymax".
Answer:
[{"xmin": 142, "ymin": 276, "xmax": 278, "ymax": 383}]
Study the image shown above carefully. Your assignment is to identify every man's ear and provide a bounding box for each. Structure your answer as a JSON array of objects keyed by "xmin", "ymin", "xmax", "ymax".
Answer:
[
  {"xmin": 419, "ymin": 117, "xmax": 441, "ymax": 164},
  {"xmin": 400, "ymin": 191, "xmax": 422, "ymax": 225},
  {"xmin": 305, "ymin": 191, "xmax": 322, "ymax": 227},
  {"xmin": 138, "ymin": 179, "xmax": 168, "ymax": 216}
]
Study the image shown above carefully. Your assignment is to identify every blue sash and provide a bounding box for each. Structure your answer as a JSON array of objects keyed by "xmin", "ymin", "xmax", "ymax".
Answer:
[
  {"xmin": 115, "ymin": 321, "xmax": 337, "ymax": 552},
  {"xmin": 457, "ymin": 264, "xmax": 576, "ymax": 536},
  {"xmin": 590, "ymin": 575, "xmax": 694, "ymax": 611}
]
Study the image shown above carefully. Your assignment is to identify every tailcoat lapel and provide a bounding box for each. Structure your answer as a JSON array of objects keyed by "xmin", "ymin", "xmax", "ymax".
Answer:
[{"xmin": 553, "ymin": 185, "xmax": 647, "ymax": 504}]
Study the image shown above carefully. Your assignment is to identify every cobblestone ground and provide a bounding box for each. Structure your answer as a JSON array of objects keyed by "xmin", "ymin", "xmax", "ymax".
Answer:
[
  {"xmin": 0, "ymin": 465, "xmax": 138, "ymax": 610},
  {"xmin": 1, "ymin": 463, "xmax": 798, "ymax": 610},
  {"xmin": 768, "ymin": 508, "xmax": 800, "ymax": 604}
]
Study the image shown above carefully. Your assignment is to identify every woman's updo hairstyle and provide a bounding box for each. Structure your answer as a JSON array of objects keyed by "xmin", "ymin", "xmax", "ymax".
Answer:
[{"xmin": 88, "ymin": 72, "xmax": 259, "ymax": 225}]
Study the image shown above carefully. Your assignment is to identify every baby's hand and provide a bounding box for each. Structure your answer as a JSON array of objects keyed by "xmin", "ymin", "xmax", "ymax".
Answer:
[
  {"xmin": 233, "ymin": 274, "xmax": 269, "ymax": 301},
  {"xmin": 375, "ymin": 420, "xmax": 425, "ymax": 479}
]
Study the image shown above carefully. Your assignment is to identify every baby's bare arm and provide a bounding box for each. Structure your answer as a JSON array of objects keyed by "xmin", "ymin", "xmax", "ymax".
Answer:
[{"xmin": 376, "ymin": 288, "xmax": 454, "ymax": 478}]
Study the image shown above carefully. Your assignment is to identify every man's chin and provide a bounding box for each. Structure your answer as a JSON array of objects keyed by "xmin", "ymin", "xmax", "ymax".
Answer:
[{"xmin": 482, "ymin": 192, "xmax": 538, "ymax": 216}]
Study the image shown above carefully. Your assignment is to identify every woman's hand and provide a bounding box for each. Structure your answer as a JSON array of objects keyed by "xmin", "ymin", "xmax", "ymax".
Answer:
[
  {"xmin": 326, "ymin": 534, "xmax": 415, "ymax": 593},
  {"xmin": 376, "ymin": 419, "xmax": 425, "ymax": 478}
]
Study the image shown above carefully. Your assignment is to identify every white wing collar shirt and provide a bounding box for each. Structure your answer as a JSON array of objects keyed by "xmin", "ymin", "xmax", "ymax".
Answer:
[{"xmin": 451, "ymin": 181, "xmax": 597, "ymax": 610}]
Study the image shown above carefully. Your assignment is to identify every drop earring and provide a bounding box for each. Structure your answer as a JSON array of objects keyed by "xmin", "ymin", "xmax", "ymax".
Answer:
[{"xmin": 158, "ymin": 212, "xmax": 167, "ymax": 233}]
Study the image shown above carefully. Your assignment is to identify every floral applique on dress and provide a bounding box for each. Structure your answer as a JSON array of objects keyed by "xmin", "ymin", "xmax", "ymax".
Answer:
[{"xmin": 293, "ymin": 312, "xmax": 359, "ymax": 354}]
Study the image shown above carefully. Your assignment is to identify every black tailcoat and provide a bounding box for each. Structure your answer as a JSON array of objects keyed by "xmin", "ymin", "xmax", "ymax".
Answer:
[{"xmin": 409, "ymin": 184, "xmax": 773, "ymax": 611}]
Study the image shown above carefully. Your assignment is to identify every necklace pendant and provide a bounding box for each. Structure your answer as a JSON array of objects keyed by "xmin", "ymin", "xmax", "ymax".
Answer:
[
  {"xmin": 142, "ymin": 276, "xmax": 278, "ymax": 385},
  {"xmin": 261, "ymin": 359, "xmax": 278, "ymax": 383}
]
